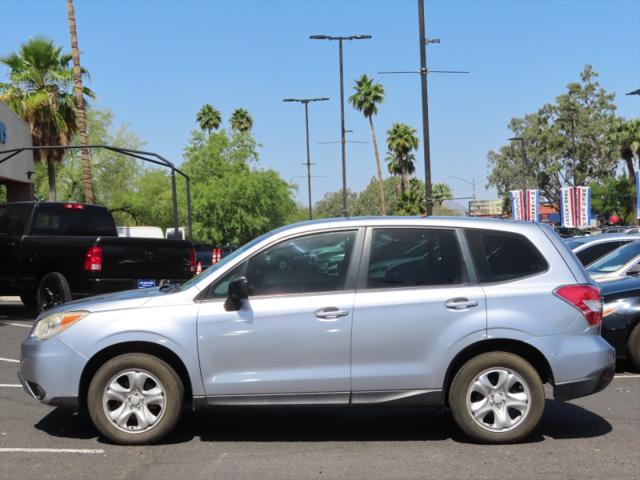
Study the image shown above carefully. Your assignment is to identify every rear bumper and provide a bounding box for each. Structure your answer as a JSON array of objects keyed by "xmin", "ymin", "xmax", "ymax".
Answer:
[{"xmin": 553, "ymin": 364, "xmax": 616, "ymax": 401}]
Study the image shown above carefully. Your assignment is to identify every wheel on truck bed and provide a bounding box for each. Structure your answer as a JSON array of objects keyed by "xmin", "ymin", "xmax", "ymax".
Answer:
[{"xmin": 37, "ymin": 272, "xmax": 72, "ymax": 313}]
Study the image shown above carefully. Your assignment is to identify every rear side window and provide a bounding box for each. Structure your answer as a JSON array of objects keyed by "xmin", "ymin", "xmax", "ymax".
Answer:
[
  {"xmin": 0, "ymin": 205, "xmax": 31, "ymax": 235},
  {"xmin": 466, "ymin": 229, "xmax": 547, "ymax": 283},
  {"xmin": 31, "ymin": 206, "xmax": 116, "ymax": 236},
  {"xmin": 366, "ymin": 228, "xmax": 467, "ymax": 288},
  {"xmin": 576, "ymin": 241, "xmax": 627, "ymax": 266}
]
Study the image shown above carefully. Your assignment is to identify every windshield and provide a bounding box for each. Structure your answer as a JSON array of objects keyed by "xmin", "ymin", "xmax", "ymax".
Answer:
[
  {"xmin": 174, "ymin": 231, "xmax": 273, "ymax": 292},
  {"xmin": 565, "ymin": 239, "xmax": 587, "ymax": 250},
  {"xmin": 587, "ymin": 241, "xmax": 640, "ymax": 274}
]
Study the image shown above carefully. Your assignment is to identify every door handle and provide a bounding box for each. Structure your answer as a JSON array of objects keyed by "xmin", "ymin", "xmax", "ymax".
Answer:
[
  {"xmin": 315, "ymin": 307, "xmax": 349, "ymax": 319},
  {"xmin": 445, "ymin": 298, "xmax": 479, "ymax": 310}
]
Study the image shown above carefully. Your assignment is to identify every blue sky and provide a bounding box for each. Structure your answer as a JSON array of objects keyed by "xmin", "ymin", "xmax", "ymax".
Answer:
[{"xmin": 1, "ymin": 0, "xmax": 639, "ymax": 205}]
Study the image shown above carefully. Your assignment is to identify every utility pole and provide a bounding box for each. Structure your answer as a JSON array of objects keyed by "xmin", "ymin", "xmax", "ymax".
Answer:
[
  {"xmin": 66, "ymin": 0, "xmax": 94, "ymax": 204},
  {"xmin": 283, "ymin": 97, "xmax": 330, "ymax": 220},
  {"xmin": 418, "ymin": 0, "xmax": 433, "ymax": 216},
  {"xmin": 310, "ymin": 34, "xmax": 371, "ymax": 216}
]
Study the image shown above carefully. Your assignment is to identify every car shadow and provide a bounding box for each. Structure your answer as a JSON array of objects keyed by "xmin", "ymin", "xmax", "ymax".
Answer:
[
  {"xmin": 35, "ymin": 400, "xmax": 612, "ymax": 445},
  {"xmin": 0, "ymin": 302, "xmax": 35, "ymax": 321}
]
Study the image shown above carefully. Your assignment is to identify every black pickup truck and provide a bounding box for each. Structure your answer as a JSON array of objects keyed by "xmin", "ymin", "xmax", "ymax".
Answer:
[{"xmin": 0, "ymin": 202, "xmax": 195, "ymax": 310}]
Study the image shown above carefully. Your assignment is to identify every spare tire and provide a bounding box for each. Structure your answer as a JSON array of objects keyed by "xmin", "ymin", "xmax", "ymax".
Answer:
[{"xmin": 37, "ymin": 272, "xmax": 72, "ymax": 313}]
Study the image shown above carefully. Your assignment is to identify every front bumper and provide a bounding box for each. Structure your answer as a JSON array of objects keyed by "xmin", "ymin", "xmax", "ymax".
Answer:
[
  {"xmin": 553, "ymin": 363, "xmax": 616, "ymax": 401},
  {"xmin": 19, "ymin": 335, "xmax": 87, "ymax": 407}
]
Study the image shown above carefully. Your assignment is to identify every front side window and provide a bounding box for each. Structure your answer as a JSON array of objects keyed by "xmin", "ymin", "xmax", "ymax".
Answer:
[
  {"xmin": 243, "ymin": 230, "xmax": 357, "ymax": 296},
  {"xmin": 366, "ymin": 228, "xmax": 467, "ymax": 289}
]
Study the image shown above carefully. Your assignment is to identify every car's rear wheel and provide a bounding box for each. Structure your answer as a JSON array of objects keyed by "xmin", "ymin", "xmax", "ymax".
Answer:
[
  {"xmin": 87, "ymin": 353, "xmax": 183, "ymax": 445},
  {"xmin": 449, "ymin": 352, "xmax": 545, "ymax": 443},
  {"xmin": 627, "ymin": 323, "xmax": 640, "ymax": 371},
  {"xmin": 37, "ymin": 272, "xmax": 72, "ymax": 312}
]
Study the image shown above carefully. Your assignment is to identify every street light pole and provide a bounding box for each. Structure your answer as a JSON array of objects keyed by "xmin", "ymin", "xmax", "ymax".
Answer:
[
  {"xmin": 447, "ymin": 175, "xmax": 476, "ymax": 215},
  {"xmin": 283, "ymin": 97, "xmax": 330, "ymax": 220},
  {"xmin": 310, "ymin": 34, "xmax": 371, "ymax": 217}
]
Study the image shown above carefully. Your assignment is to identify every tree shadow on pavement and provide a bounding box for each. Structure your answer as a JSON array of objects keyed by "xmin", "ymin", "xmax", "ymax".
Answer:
[{"xmin": 34, "ymin": 400, "xmax": 612, "ymax": 445}]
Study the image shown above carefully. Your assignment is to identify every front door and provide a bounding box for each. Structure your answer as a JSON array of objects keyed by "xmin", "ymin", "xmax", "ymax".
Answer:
[
  {"xmin": 197, "ymin": 228, "xmax": 361, "ymax": 401},
  {"xmin": 351, "ymin": 227, "xmax": 487, "ymax": 397}
]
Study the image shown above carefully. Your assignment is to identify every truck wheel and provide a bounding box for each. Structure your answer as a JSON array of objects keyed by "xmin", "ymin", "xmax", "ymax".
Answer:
[
  {"xmin": 627, "ymin": 323, "xmax": 640, "ymax": 372},
  {"xmin": 87, "ymin": 353, "xmax": 183, "ymax": 445},
  {"xmin": 448, "ymin": 352, "xmax": 545, "ymax": 443},
  {"xmin": 37, "ymin": 272, "xmax": 72, "ymax": 312},
  {"xmin": 19, "ymin": 294, "xmax": 37, "ymax": 310}
]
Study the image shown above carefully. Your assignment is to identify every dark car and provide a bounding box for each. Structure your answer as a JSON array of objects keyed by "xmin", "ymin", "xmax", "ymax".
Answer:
[
  {"xmin": 600, "ymin": 276, "xmax": 640, "ymax": 370},
  {"xmin": 0, "ymin": 202, "xmax": 195, "ymax": 310}
]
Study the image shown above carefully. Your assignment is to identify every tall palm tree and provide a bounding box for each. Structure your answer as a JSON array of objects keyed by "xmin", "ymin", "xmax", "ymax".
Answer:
[
  {"xmin": 386, "ymin": 122, "xmax": 419, "ymax": 195},
  {"xmin": 0, "ymin": 37, "xmax": 94, "ymax": 201},
  {"xmin": 230, "ymin": 108, "xmax": 253, "ymax": 133},
  {"xmin": 349, "ymin": 74, "xmax": 386, "ymax": 214},
  {"xmin": 612, "ymin": 119, "xmax": 640, "ymax": 224},
  {"xmin": 196, "ymin": 104, "xmax": 221, "ymax": 136},
  {"xmin": 66, "ymin": 0, "xmax": 94, "ymax": 204}
]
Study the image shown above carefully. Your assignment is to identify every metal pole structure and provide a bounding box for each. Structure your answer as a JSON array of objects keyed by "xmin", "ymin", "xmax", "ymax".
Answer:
[
  {"xmin": 310, "ymin": 34, "xmax": 371, "ymax": 217},
  {"xmin": 283, "ymin": 97, "xmax": 329, "ymax": 220},
  {"xmin": 304, "ymin": 102, "xmax": 313, "ymax": 220},
  {"xmin": 338, "ymin": 38, "xmax": 348, "ymax": 216},
  {"xmin": 418, "ymin": 0, "xmax": 433, "ymax": 216},
  {"xmin": 185, "ymin": 176, "xmax": 192, "ymax": 239},
  {"xmin": 170, "ymin": 168, "xmax": 180, "ymax": 237}
]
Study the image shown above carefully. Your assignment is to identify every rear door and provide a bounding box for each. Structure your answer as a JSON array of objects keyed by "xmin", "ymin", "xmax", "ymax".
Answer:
[
  {"xmin": 0, "ymin": 204, "xmax": 32, "ymax": 290},
  {"xmin": 351, "ymin": 227, "xmax": 487, "ymax": 397}
]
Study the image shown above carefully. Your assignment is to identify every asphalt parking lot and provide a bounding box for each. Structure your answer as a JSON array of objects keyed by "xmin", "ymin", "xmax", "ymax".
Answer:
[{"xmin": 1, "ymin": 299, "xmax": 639, "ymax": 480}]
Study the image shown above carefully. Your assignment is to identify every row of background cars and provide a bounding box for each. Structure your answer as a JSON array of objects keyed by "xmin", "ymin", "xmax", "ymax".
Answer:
[{"xmin": 565, "ymin": 231, "xmax": 640, "ymax": 370}]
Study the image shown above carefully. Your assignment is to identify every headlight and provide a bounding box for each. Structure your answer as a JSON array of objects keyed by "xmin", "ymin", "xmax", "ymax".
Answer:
[{"xmin": 32, "ymin": 311, "xmax": 89, "ymax": 341}]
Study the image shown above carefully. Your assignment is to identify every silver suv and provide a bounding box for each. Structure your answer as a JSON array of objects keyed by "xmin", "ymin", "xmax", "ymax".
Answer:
[{"xmin": 19, "ymin": 217, "xmax": 615, "ymax": 444}]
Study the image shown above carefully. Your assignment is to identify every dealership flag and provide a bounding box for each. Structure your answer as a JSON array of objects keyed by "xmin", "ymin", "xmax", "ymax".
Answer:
[
  {"xmin": 576, "ymin": 186, "xmax": 591, "ymax": 227},
  {"xmin": 560, "ymin": 186, "xmax": 576, "ymax": 228},
  {"xmin": 510, "ymin": 190, "xmax": 526, "ymax": 221},
  {"xmin": 526, "ymin": 189, "xmax": 539, "ymax": 222}
]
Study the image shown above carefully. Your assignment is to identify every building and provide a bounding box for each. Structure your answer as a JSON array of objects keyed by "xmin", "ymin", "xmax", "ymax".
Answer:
[
  {"xmin": 0, "ymin": 101, "xmax": 34, "ymax": 201},
  {"xmin": 469, "ymin": 199, "xmax": 504, "ymax": 217}
]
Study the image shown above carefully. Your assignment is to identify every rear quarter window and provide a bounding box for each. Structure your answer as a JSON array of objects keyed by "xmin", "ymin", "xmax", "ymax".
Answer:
[
  {"xmin": 31, "ymin": 205, "xmax": 116, "ymax": 236},
  {"xmin": 466, "ymin": 229, "xmax": 548, "ymax": 283}
]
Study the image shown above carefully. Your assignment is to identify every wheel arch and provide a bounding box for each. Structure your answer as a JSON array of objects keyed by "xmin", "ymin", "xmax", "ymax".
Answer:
[
  {"xmin": 78, "ymin": 341, "xmax": 193, "ymax": 412},
  {"xmin": 442, "ymin": 339, "xmax": 554, "ymax": 406}
]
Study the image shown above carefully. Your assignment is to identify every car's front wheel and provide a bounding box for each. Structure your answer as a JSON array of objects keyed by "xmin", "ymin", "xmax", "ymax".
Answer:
[
  {"xmin": 449, "ymin": 352, "xmax": 545, "ymax": 443},
  {"xmin": 87, "ymin": 353, "xmax": 183, "ymax": 445}
]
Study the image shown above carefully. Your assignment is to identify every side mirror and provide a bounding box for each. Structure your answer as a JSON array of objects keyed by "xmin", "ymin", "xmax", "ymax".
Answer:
[
  {"xmin": 627, "ymin": 263, "xmax": 640, "ymax": 276},
  {"xmin": 224, "ymin": 276, "xmax": 250, "ymax": 311}
]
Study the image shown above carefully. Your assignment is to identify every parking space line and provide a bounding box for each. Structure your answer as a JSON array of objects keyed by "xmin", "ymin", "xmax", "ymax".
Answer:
[
  {"xmin": 0, "ymin": 448, "xmax": 104, "ymax": 454},
  {"xmin": 0, "ymin": 357, "xmax": 19, "ymax": 363},
  {"xmin": 0, "ymin": 384, "xmax": 21, "ymax": 387},
  {"xmin": 614, "ymin": 374, "xmax": 640, "ymax": 379},
  {"xmin": 0, "ymin": 321, "xmax": 32, "ymax": 328}
]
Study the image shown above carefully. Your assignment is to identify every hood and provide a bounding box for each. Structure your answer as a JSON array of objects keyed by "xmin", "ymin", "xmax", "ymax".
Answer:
[{"xmin": 42, "ymin": 288, "xmax": 163, "ymax": 317}]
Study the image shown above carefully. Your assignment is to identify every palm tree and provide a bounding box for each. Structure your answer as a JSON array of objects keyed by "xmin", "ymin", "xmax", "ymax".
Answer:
[
  {"xmin": 386, "ymin": 123, "xmax": 419, "ymax": 195},
  {"xmin": 66, "ymin": 0, "xmax": 94, "ymax": 204},
  {"xmin": 432, "ymin": 182, "xmax": 453, "ymax": 207},
  {"xmin": 0, "ymin": 37, "xmax": 94, "ymax": 201},
  {"xmin": 196, "ymin": 104, "xmax": 221, "ymax": 136},
  {"xmin": 349, "ymin": 74, "xmax": 386, "ymax": 214},
  {"xmin": 230, "ymin": 108, "xmax": 253, "ymax": 133},
  {"xmin": 611, "ymin": 119, "xmax": 640, "ymax": 224}
]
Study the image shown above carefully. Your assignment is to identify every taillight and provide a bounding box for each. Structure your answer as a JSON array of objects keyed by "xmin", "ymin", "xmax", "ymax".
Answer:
[
  {"xmin": 64, "ymin": 203, "xmax": 84, "ymax": 210},
  {"xmin": 554, "ymin": 284, "xmax": 602, "ymax": 326},
  {"xmin": 84, "ymin": 245, "xmax": 102, "ymax": 272},
  {"xmin": 190, "ymin": 246, "xmax": 196, "ymax": 274}
]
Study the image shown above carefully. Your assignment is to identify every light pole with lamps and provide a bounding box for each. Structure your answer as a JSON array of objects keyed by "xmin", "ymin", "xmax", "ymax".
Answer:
[
  {"xmin": 283, "ymin": 97, "xmax": 330, "ymax": 220},
  {"xmin": 310, "ymin": 34, "xmax": 371, "ymax": 216}
]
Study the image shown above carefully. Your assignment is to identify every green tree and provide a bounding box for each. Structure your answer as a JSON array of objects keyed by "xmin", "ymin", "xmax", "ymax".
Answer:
[
  {"xmin": 353, "ymin": 177, "xmax": 402, "ymax": 216},
  {"xmin": 487, "ymin": 65, "xmax": 618, "ymax": 208},
  {"xmin": 590, "ymin": 176, "xmax": 633, "ymax": 225},
  {"xmin": 432, "ymin": 182, "xmax": 453, "ymax": 207},
  {"xmin": 196, "ymin": 104, "xmax": 221, "ymax": 136},
  {"xmin": 386, "ymin": 123, "xmax": 419, "ymax": 195},
  {"xmin": 349, "ymin": 74, "xmax": 386, "ymax": 214},
  {"xmin": 0, "ymin": 37, "xmax": 94, "ymax": 200},
  {"xmin": 314, "ymin": 189, "xmax": 358, "ymax": 218},
  {"xmin": 609, "ymin": 119, "xmax": 640, "ymax": 222},
  {"xmin": 230, "ymin": 108, "xmax": 253, "ymax": 133}
]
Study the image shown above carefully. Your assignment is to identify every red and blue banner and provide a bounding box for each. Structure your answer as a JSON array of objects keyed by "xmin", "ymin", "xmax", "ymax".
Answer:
[
  {"xmin": 510, "ymin": 190, "xmax": 526, "ymax": 221},
  {"xmin": 560, "ymin": 186, "xmax": 576, "ymax": 228},
  {"xmin": 576, "ymin": 186, "xmax": 591, "ymax": 227},
  {"xmin": 526, "ymin": 189, "xmax": 539, "ymax": 222}
]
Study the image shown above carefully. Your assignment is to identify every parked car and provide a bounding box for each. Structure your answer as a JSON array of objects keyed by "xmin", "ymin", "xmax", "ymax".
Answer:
[
  {"xmin": 600, "ymin": 276, "xmax": 640, "ymax": 370},
  {"xmin": 566, "ymin": 234, "xmax": 640, "ymax": 266},
  {"xmin": 0, "ymin": 202, "xmax": 196, "ymax": 311},
  {"xmin": 19, "ymin": 217, "xmax": 615, "ymax": 445},
  {"xmin": 116, "ymin": 226, "xmax": 164, "ymax": 239},
  {"xmin": 586, "ymin": 241, "xmax": 640, "ymax": 283}
]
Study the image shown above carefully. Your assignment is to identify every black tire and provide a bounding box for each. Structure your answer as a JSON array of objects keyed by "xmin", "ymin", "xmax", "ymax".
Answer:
[
  {"xmin": 627, "ymin": 323, "xmax": 640, "ymax": 371},
  {"xmin": 19, "ymin": 294, "xmax": 37, "ymax": 310},
  {"xmin": 37, "ymin": 272, "xmax": 72, "ymax": 313},
  {"xmin": 87, "ymin": 353, "xmax": 183, "ymax": 445},
  {"xmin": 448, "ymin": 352, "xmax": 545, "ymax": 444}
]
